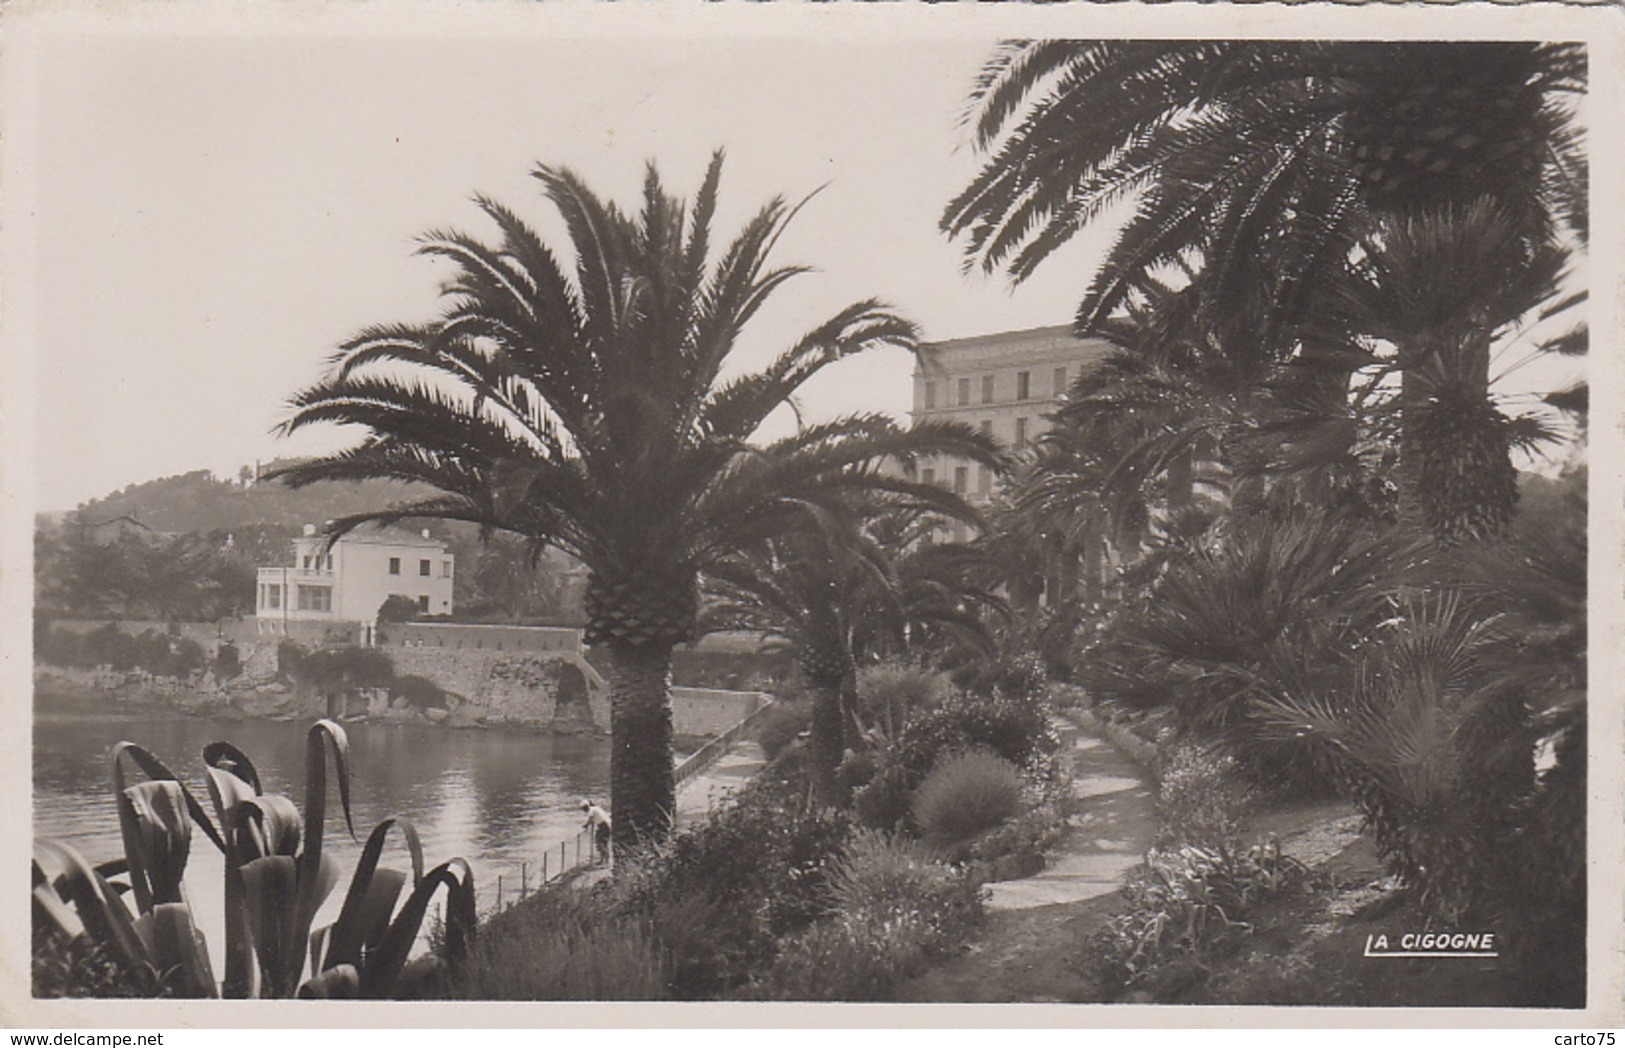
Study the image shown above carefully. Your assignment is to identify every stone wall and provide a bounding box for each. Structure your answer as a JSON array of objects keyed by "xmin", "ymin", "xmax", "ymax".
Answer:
[
  {"xmin": 671, "ymin": 687, "xmax": 768, "ymax": 736},
  {"xmin": 386, "ymin": 647, "xmax": 607, "ymax": 730}
]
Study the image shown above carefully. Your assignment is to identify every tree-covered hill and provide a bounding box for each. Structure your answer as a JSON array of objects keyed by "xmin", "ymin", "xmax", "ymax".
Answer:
[{"xmin": 64, "ymin": 460, "xmax": 437, "ymax": 535}]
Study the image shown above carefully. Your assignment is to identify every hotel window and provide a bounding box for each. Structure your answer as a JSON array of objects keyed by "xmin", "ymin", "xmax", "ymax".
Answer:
[
  {"xmin": 1015, "ymin": 417, "xmax": 1029, "ymax": 448},
  {"xmin": 417, "ymin": 595, "xmax": 430, "ymax": 614},
  {"xmin": 922, "ymin": 467, "xmax": 936, "ymax": 486},
  {"xmin": 954, "ymin": 466, "xmax": 968, "ymax": 494},
  {"xmin": 957, "ymin": 378, "xmax": 970, "ymax": 406},
  {"xmin": 923, "ymin": 381, "xmax": 937, "ymax": 410},
  {"xmin": 981, "ymin": 375, "xmax": 994, "ymax": 404},
  {"xmin": 389, "ymin": 557, "xmax": 401, "ymax": 575},
  {"xmin": 266, "ymin": 584, "xmax": 282, "ymax": 610},
  {"xmin": 303, "ymin": 555, "xmax": 312, "ymax": 569},
  {"xmin": 443, "ymin": 560, "xmax": 453, "ymax": 578},
  {"xmin": 1017, "ymin": 371, "xmax": 1031, "ymax": 401},
  {"xmin": 326, "ymin": 554, "xmax": 333, "ymax": 570},
  {"xmin": 978, "ymin": 466, "xmax": 991, "ymax": 496},
  {"xmin": 980, "ymin": 420, "xmax": 993, "ymax": 437},
  {"xmin": 297, "ymin": 585, "xmax": 331, "ymax": 612},
  {"xmin": 420, "ymin": 558, "xmax": 432, "ymax": 577},
  {"xmin": 1054, "ymin": 366, "xmax": 1068, "ymax": 396}
]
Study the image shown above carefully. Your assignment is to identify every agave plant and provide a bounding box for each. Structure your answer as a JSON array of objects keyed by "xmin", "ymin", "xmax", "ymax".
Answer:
[{"xmin": 32, "ymin": 720, "xmax": 474, "ymax": 999}]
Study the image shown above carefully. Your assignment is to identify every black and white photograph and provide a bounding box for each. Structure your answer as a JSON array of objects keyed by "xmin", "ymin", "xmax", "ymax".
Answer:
[{"xmin": 3, "ymin": 1, "xmax": 1620, "ymax": 1027}]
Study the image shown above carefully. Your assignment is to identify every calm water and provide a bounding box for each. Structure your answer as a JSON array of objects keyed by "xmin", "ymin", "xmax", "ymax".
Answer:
[{"xmin": 34, "ymin": 691, "xmax": 613, "ymax": 958}]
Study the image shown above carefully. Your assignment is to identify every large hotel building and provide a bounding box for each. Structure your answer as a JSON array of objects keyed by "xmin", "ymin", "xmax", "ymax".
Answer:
[{"xmin": 909, "ymin": 324, "xmax": 1117, "ymax": 512}]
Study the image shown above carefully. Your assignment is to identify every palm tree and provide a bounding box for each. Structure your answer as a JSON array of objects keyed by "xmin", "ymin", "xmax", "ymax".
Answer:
[
  {"xmin": 701, "ymin": 496, "xmax": 1003, "ymax": 803},
  {"xmin": 946, "ymin": 40, "xmax": 1585, "ymax": 538},
  {"xmin": 271, "ymin": 154, "xmax": 995, "ymax": 845}
]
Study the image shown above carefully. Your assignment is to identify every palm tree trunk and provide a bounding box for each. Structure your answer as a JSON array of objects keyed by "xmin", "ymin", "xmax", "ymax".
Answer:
[
  {"xmin": 603, "ymin": 639, "xmax": 676, "ymax": 849},
  {"xmin": 807, "ymin": 671, "xmax": 847, "ymax": 805},
  {"xmin": 1081, "ymin": 518, "xmax": 1104, "ymax": 606}
]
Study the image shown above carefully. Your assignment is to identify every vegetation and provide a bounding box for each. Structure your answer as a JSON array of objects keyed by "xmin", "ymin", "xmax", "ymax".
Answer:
[
  {"xmin": 270, "ymin": 153, "xmax": 997, "ymax": 847},
  {"xmin": 941, "ymin": 39, "xmax": 1588, "ymax": 1005},
  {"xmin": 911, "ymin": 749, "xmax": 1025, "ymax": 847},
  {"xmin": 32, "ymin": 721, "xmax": 474, "ymax": 999},
  {"xmin": 36, "ymin": 623, "xmax": 209, "ymax": 679}
]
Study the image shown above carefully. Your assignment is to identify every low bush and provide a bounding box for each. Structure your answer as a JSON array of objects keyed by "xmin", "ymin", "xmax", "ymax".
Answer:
[
  {"xmin": 911, "ymin": 749, "xmax": 1024, "ymax": 846},
  {"xmin": 454, "ymin": 903, "xmax": 664, "ymax": 1000},
  {"xmin": 748, "ymin": 829, "xmax": 984, "ymax": 1001},
  {"xmin": 1155, "ymin": 743, "xmax": 1250, "ymax": 848},
  {"xmin": 753, "ymin": 702, "xmax": 810, "ymax": 761},
  {"xmin": 391, "ymin": 673, "xmax": 448, "ymax": 711},
  {"xmin": 854, "ymin": 663, "xmax": 948, "ymax": 738},
  {"xmin": 893, "ymin": 686, "xmax": 1057, "ymax": 781},
  {"xmin": 1093, "ymin": 839, "xmax": 1310, "ymax": 994},
  {"xmin": 608, "ymin": 772, "xmax": 852, "ymax": 999}
]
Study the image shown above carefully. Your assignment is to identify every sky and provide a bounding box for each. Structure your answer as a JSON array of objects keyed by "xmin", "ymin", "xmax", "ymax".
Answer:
[
  {"xmin": 21, "ymin": 22, "xmax": 1113, "ymax": 513},
  {"xmin": 13, "ymin": 7, "xmax": 1599, "ymax": 513}
]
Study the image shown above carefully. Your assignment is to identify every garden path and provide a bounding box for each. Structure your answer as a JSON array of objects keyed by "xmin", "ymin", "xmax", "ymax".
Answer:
[{"xmin": 893, "ymin": 721, "xmax": 1158, "ymax": 1002}]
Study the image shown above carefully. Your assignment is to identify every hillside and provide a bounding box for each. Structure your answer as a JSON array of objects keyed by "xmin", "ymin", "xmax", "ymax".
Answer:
[{"xmin": 67, "ymin": 461, "xmax": 439, "ymax": 535}]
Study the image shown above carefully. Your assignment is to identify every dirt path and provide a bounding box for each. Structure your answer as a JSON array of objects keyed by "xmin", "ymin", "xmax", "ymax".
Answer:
[{"xmin": 894, "ymin": 724, "xmax": 1158, "ymax": 1002}]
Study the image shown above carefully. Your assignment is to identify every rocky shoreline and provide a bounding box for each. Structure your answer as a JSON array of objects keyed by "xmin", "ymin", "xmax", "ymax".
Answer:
[{"xmin": 32, "ymin": 664, "xmax": 604, "ymax": 735}]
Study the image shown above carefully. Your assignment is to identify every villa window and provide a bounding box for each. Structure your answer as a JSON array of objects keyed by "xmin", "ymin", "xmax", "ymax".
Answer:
[
  {"xmin": 954, "ymin": 466, "xmax": 968, "ymax": 494},
  {"xmin": 922, "ymin": 467, "xmax": 936, "ymax": 486},
  {"xmin": 923, "ymin": 381, "xmax": 936, "ymax": 410},
  {"xmin": 981, "ymin": 375, "xmax": 994, "ymax": 404},
  {"xmin": 266, "ymin": 584, "xmax": 282, "ymax": 610},
  {"xmin": 443, "ymin": 560, "xmax": 452, "ymax": 578},
  {"xmin": 303, "ymin": 556, "xmax": 312, "ymax": 569},
  {"xmin": 326, "ymin": 554, "xmax": 333, "ymax": 570},
  {"xmin": 980, "ymin": 419, "xmax": 992, "ymax": 436},
  {"xmin": 1015, "ymin": 417, "xmax": 1029, "ymax": 448},
  {"xmin": 1017, "ymin": 371, "xmax": 1031, "ymax": 401},
  {"xmin": 420, "ymin": 558, "xmax": 432, "ymax": 577},
  {"xmin": 1054, "ymin": 366, "xmax": 1068, "ymax": 396},
  {"xmin": 957, "ymin": 378, "xmax": 970, "ymax": 406},
  {"xmin": 296, "ymin": 585, "xmax": 331, "ymax": 612},
  {"xmin": 417, "ymin": 595, "xmax": 430, "ymax": 613},
  {"xmin": 978, "ymin": 466, "xmax": 991, "ymax": 496},
  {"xmin": 389, "ymin": 557, "xmax": 401, "ymax": 575}
]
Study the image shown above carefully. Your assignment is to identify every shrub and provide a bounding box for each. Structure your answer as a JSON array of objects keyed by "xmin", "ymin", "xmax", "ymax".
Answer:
[
  {"xmin": 911, "ymin": 749, "xmax": 1024, "ymax": 846},
  {"xmin": 893, "ymin": 686, "xmax": 1057, "ymax": 781},
  {"xmin": 391, "ymin": 673, "xmax": 448, "ymax": 710},
  {"xmin": 1094, "ymin": 840, "xmax": 1309, "ymax": 993},
  {"xmin": 753, "ymin": 702, "xmax": 810, "ymax": 761},
  {"xmin": 212, "ymin": 642, "xmax": 242, "ymax": 680},
  {"xmin": 454, "ymin": 906, "xmax": 665, "ymax": 1000},
  {"xmin": 854, "ymin": 663, "xmax": 949, "ymax": 738},
  {"xmin": 377, "ymin": 595, "xmax": 421, "ymax": 623},
  {"xmin": 748, "ymin": 829, "xmax": 984, "ymax": 1001},
  {"xmin": 607, "ymin": 772, "xmax": 853, "ymax": 999},
  {"xmin": 1155, "ymin": 743, "xmax": 1250, "ymax": 848}
]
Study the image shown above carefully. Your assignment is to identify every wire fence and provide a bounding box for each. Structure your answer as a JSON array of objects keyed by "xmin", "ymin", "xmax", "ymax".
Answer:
[
  {"xmin": 484, "ymin": 697, "xmax": 774, "ymax": 915},
  {"xmin": 673, "ymin": 698, "xmax": 774, "ymax": 790}
]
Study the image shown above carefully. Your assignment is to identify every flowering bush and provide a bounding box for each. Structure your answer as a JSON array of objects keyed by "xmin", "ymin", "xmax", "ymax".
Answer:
[{"xmin": 749, "ymin": 830, "xmax": 984, "ymax": 1000}]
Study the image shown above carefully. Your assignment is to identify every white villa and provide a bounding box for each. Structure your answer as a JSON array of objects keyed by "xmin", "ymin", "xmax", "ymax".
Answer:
[{"xmin": 255, "ymin": 523, "xmax": 454, "ymax": 634}]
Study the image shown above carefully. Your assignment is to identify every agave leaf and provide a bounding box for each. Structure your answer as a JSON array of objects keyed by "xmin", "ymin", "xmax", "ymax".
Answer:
[
  {"xmin": 34, "ymin": 839, "xmax": 159, "ymax": 994},
  {"xmin": 109, "ymin": 742, "xmax": 225, "ymax": 855},
  {"xmin": 295, "ymin": 721, "xmax": 354, "ymax": 972},
  {"xmin": 241, "ymin": 794, "xmax": 303, "ymax": 859},
  {"xmin": 32, "ymin": 861, "xmax": 85, "ymax": 941},
  {"xmin": 298, "ymin": 963, "xmax": 361, "ymax": 999},
  {"xmin": 120, "ymin": 780, "xmax": 193, "ymax": 907},
  {"xmin": 203, "ymin": 741, "xmax": 263, "ymax": 795},
  {"xmin": 205, "ymin": 763, "xmax": 260, "ymax": 998},
  {"xmin": 144, "ymin": 902, "xmax": 219, "ymax": 998},
  {"xmin": 359, "ymin": 858, "xmax": 475, "ymax": 998},
  {"xmin": 239, "ymin": 853, "xmax": 300, "ymax": 997},
  {"xmin": 321, "ymin": 816, "xmax": 424, "ymax": 971}
]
